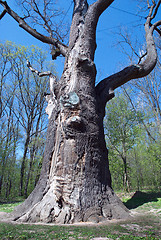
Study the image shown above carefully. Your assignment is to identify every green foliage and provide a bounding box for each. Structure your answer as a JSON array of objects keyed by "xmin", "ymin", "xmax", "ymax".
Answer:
[
  {"xmin": 104, "ymin": 93, "xmax": 143, "ymax": 191},
  {"xmin": 0, "ymin": 40, "xmax": 161, "ymax": 201},
  {"xmin": 105, "ymin": 93, "xmax": 142, "ymax": 144},
  {"xmin": 0, "ymin": 41, "xmax": 56, "ymax": 199},
  {"xmin": 104, "ymin": 89, "xmax": 161, "ymax": 192}
]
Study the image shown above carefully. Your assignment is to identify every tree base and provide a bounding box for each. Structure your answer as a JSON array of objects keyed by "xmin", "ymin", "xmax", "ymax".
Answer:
[{"xmin": 11, "ymin": 186, "xmax": 129, "ymax": 224}]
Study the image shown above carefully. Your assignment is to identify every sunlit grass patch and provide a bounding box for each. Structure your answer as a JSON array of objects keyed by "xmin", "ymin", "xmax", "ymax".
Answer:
[
  {"xmin": 0, "ymin": 221, "xmax": 160, "ymax": 240},
  {"xmin": 0, "ymin": 191, "xmax": 161, "ymax": 239},
  {"xmin": 0, "ymin": 201, "xmax": 23, "ymax": 213}
]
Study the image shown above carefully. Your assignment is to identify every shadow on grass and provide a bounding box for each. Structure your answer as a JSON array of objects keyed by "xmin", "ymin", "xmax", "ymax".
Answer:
[
  {"xmin": 124, "ymin": 191, "xmax": 161, "ymax": 209},
  {"xmin": 0, "ymin": 198, "xmax": 25, "ymax": 205}
]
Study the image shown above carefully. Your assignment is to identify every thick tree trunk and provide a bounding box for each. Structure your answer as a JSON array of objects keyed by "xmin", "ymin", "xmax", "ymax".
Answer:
[
  {"xmin": 12, "ymin": 92, "xmax": 129, "ymax": 223},
  {"xmin": 12, "ymin": 41, "xmax": 129, "ymax": 223},
  {"xmin": 4, "ymin": 0, "xmax": 159, "ymax": 224}
]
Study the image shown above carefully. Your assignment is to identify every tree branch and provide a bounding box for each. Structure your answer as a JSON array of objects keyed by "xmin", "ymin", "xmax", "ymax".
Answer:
[
  {"xmin": 0, "ymin": 0, "xmax": 68, "ymax": 57},
  {"xmin": 151, "ymin": 20, "xmax": 161, "ymax": 35},
  {"xmin": 151, "ymin": 0, "xmax": 161, "ymax": 19},
  {"xmin": 76, "ymin": 0, "xmax": 114, "ymax": 60},
  {"xmin": 138, "ymin": 52, "xmax": 147, "ymax": 64},
  {"xmin": 96, "ymin": 1, "xmax": 160, "ymax": 107},
  {"xmin": 89, "ymin": 0, "xmax": 114, "ymax": 16},
  {"xmin": 27, "ymin": 60, "xmax": 56, "ymax": 97},
  {"xmin": 86, "ymin": 0, "xmax": 114, "ymax": 33},
  {"xmin": 0, "ymin": 8, "xmax": 6, "ymax": 19},
  {"xmin": 27, "ymin": 60, "xmax": 52, "ymax": 77}
]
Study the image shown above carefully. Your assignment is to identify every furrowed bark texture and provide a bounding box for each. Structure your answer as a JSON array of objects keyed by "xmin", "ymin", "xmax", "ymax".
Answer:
[
  {"xmin": 6, "ymin": 0, "xmax": 159, "ymax": 223},
  {"xmin": 11, "ymin": 0, "xmax": 129, "ymax": 223}
]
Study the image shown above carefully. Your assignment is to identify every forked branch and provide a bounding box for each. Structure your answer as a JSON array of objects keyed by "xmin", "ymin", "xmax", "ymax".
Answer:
[
  {"xmin": 0, "ymin": 0, "xmax": 68, "ymax": 57},
  {"xmin": 96, "ymin": 0, "xmax": 161, "ymax": 107}
]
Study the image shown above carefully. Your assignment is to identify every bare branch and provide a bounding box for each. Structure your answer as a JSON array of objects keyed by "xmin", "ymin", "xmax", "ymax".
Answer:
[
  {"xmin": 86, "ymin": 0, "xmax": 114, "ymax": 30},
  {"xmin": 27, "ymin": 60, "xmax": 56, "ymax": 97},
  {"xmin": 96, "ymin": 1, "xmax": 160, "ymax": 107},
  {"xmin": 151, "ymin": 20, "xmax": 161, "ymax": 35},
  {"xmin": 150, "ymin": 22, "xmax": 161, "ymax": 35},
  {"xmin": 73, "ymin": 0, "xmax": 114, "ymax": 59},
  {"xmin": 118, "ymin": 31, "xmax": 141, "ymax": 60},
  {"xmin": 147, "ymin": 0, "xmax": 156, "ymax": 20},
  {"xmin": 89, "ymin": 0, "xmax": 114, "ymax": 15},
  {"xmin": 152, "ymin": 0, "xmax": 161, "ymax": 19},
  {"xmin": 0, "ymin": 0, "xmax": 68, "ymax": 57},
  {"xmin": 147, "ymin": 0, "xmax": 150, "ymax": 8},
  {"xmin": 0, "ymin": 8, "xmax": 6, "ymax": 19},
  {"xmin": 27, "ymin": 60, "xmax": 52, "ymax": 77},
  {"xmin": 29, "ymin": 0, "xmax": 53, "ymax": 38},
  {"xmin": 138, "ymin": 52, "xmax": 147, "ymax": 64}
]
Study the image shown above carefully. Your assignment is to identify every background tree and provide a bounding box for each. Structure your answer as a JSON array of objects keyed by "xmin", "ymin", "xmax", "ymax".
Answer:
[
  {"xmin": 115, "ymin": 24, "xmax": 161, "ymax": 191},
  {"xmin": 111, "ymin": 16, "xmax": 161, "ymax": 191},
  {"xmin": 104, "ymin": 93, "xmax": 143, "ymax": 192},
  {"xmin": 0, "ymin": 0, "xmax": 161, "ymax": 224},
  {"xmin": 0, "ymin": 41, "xmax": 53, "ymax": 199},
  {"xmin": 0, "ymin": 42, "xmax": 19, "ymax": 198}
]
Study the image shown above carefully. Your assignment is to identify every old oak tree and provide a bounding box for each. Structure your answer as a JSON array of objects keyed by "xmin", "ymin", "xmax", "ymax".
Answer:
[{"xmin": 0, "ymin": 0, "xmax": 161, "ymax": 223}]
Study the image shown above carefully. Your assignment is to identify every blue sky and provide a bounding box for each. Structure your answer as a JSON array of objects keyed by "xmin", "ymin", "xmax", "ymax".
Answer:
[{"xmin": 0, "ymin": 0, "xmax": 160, "ymax": 81}]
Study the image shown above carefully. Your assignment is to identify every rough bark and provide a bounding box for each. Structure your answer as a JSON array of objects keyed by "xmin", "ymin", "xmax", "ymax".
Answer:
[
  {"xmin": 0, "ymin": 0, "xmax": 160, "ymax": 223},
  {"xmin": 12, "ymin": 66, "xmax": 129, "ymax": 223}
]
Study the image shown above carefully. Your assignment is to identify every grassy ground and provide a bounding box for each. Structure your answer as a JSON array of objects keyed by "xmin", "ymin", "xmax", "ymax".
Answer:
[{"xmin": 0, "ymin": 191, "xmax": 160, "ymax": 240}]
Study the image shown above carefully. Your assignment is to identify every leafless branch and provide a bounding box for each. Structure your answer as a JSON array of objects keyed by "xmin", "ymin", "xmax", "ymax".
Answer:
[
  {"xmin": 89, "ymin": 0, "xmax": 114, "ymax": 13},
  {"xmin": 147, "ymin": 0, "xmax": 150, "ymax": 9},
  {"xmin": 27, "ymin": 60, "xmax": 56, "ymax": 97},
  {"xmin": 152, "ymin": 0, "xmax": 161, "ymax": 19},
  {"xmin": 118, "ymin": 31, "xmax": 141, "ymax": 60},
  {"xmin": 96, "ymin": 0, "xmax": 160, "ymax": 107},
  {"xmin": 138, "ymin": 52, "xmax": 147, "ymax": 64},
  {"xmin": 149, "ymin": 22, "xmax": 161, "ymax": 35},
  {"xmin": 27, "ymin": 60, "xmax": 52, "ymax": 77},
  {"xmin": 151, "ymin": 20, "xmax": 161, "ymax": 35},
  {"xmin": 0, "ymin": 9, "xmax": 6, "ymax": 19},
  {"xmin": 0, "ymin": 0, "xmax": 68, "ymax": 57}
]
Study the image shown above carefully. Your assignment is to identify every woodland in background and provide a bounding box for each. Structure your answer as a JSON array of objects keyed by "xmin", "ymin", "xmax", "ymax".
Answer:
[
  {"xmin": 0, "ymin": 41, "xmax": 160, "ymax": 200},
  {"xmin": 0, "ymin": 41, "xmax": 54, "ymax": 199}
]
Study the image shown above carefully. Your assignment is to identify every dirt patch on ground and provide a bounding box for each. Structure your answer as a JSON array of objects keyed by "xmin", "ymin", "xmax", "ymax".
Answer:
[
  {"xmin": 0, "ymin": 208, "xmax": 157, "ymax": 226},
  {"xmin": 0, "ymin": 211, "xmax": 130, "ymax": 226}
]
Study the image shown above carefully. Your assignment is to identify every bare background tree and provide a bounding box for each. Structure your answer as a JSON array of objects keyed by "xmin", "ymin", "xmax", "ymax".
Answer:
[{"xmin": 0, "ymin": 0, "xmax": 160, "ymax": 224}]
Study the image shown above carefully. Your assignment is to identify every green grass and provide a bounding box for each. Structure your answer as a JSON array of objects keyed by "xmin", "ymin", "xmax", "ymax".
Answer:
[
  {"xmin": 122, "ymin": 191, "xmax": 161, "ymax": 212},
  {"xmin": 0, "ymin": 217, "xmax": 160, "ymax": 240},
  {"xmin": 0, "ymin": 219, "xmax": 159, "ymax": 240},
  {"xmin": 0, "ymin": 202, "xmax": 24, "ymax": 213},
  {"xmin": 0, "ymin": 191, "xmax": 160, "ymax": 240}
]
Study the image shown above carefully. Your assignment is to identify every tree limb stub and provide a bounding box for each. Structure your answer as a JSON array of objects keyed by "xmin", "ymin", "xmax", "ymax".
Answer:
[
  {"xmin": 0, "ymin": 0, "xmax": 68, "ymax": 57},
  {"xmin": 27, "ymin": 60, "xmax": 52, "ymax": 77},
  {"xmin": 96, "ymin": 1, "xmax": 160, "ymax": 107},
  {"xmin": 26, "ymin": 60, "xmax": 56, "ymax": 96},
  {"xmin": 26, "ymin": 60, "xmax": 57, "ymax": 119}
]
